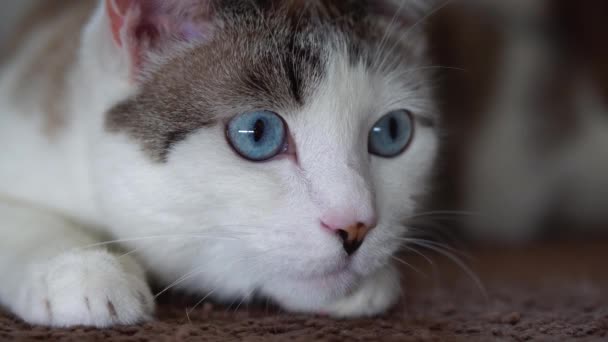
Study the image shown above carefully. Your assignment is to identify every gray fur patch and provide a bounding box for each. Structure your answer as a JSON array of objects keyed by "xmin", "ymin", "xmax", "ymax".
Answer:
[{"xmin": 106, "ymin": 0, "xmax": 430, "ymax": 162}]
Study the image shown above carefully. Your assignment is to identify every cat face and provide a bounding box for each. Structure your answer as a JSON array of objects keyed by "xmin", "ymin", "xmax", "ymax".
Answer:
[{"xmin": 93, "ymin": 0, "xmax": 438, "ymax": 311}]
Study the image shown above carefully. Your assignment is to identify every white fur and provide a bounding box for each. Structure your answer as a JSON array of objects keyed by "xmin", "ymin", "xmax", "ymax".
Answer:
[
  {"xmin": 0, "ymin": 1, "xmax": 438, "ymax": 327},
  {"xmin": 323, "ymin": 264, "xmax": 402, "ymax": 317}
]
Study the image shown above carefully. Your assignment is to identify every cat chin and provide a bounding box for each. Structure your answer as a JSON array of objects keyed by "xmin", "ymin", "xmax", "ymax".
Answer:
[
  {"xmin": 259, "ymin": 255, "xmax": 394, "ymax": 312},
  {"xmin": 263, "ymin": 263, "xmax": 401, "ymax": 317},
  {"xmin": 262, "ymin": 271, "xmax": 361, "ymax": 313}
]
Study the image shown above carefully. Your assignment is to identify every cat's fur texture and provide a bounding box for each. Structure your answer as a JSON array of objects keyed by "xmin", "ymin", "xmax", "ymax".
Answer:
[{"xmin": 0, "ymin": 0, "xmax": 438, "ymax": 327}]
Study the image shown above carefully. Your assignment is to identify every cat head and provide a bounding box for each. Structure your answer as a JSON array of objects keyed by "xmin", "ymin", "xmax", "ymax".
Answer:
[{"xmin": 90, "ymin": 0, "xmax": 439, "ymax": 312}]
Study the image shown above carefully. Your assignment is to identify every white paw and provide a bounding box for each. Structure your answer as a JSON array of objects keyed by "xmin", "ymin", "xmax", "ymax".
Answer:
[
  {"xmin": 325, "ymin": 265, "xmax": 401, "ymax": 318},
  {"xmin": 15, "ymin": 250, "xmax": 154, "ymax": 328}
]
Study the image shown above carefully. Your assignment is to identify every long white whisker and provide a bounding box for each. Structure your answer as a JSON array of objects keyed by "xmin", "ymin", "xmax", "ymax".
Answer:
[
  {"xmin": 400, "ymin": 244, "xmax": 434, "ymax": 266},
  {"xmin": 377, "ymin": 0, "xmax": 456, "ymax": 72},
  {"xmin": 390, "ymin": 255, "xmax": 427, "ymax": 278},
  {"xmin": 187, "ymin": 288, "xmax": 218, "ymax": 315},
  {"xmin": 232, "ymin": 288, "xmax": 256, "ymax": 314},
  {"xmin": 401, "ymin": 244, "xmax": 443, "ymax": 289},
  {"xmin": 406, "ymin": 239, "xmax": 487, "ymax": 300},
  {"xmin": 118, "ymin": 247, "xmax": 144, "ymax": 259},
  {"xmin": 406, "ymin": 223, "xmax": 468, "ymax": 252},
  {"xmin": 405, "ymin": 210, "xmax": 483, "ymax": 221},
  {"xmin": 74, "ymin": 222, "xmax": 300, "ymax": 252},
  {"xmin": 74, "ymin": 234, "xmax": 240, "ymax": 251},
  {"xmin": 155, "ymin": 244, "xmax": 295, "ymax": 300},
  {"xmin": 185, "ymin": 307, "xmax": 193, "ymax": 325},
  {"xmin": 179, "ymin": 246, "xmax": 295, "ymax": 318},
  {"xmin": 372, "ymin": 0, "xmax": 411, "ymax": 68},
  {"xmin": 399, "ymin": 236, "xmax": 473, "ymax": 261},
  {"xmin": 154, "ymin": 266, "xmax": 206, "ymax": 299}
]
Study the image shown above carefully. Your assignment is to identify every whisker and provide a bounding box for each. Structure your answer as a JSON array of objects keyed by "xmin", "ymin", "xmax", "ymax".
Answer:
[
  {"xmin": 118, "ymin": 247, "xmax": 144, "ymax": 259},
  {"xmin": 187, "ymin": 288, "xmax": 217, "ymax": 316},
  {"xmin": 178, "ymin": 246, "xmax": 293, "ymax": 320},
  {"xmin": 186, "ymin": 307, "xmax": 193, "ymax": 325},
  {"xmin": 405, "ymin": 221, "xmax": 468, "ymax": 250},
  {"xmin": 155, "ymin": 266, "xmax": 206, "ymax": 299},
  {"xmin": 399, "ymin": 236, "xmax": 473, "ymax": 261},
  {"xmin": 405, "ymin": 210, "xmax": 483, "ymax": 221},
  {"xmin": 376, "ymin": 0, "xmax": 456, "ymax": 72},
  {"xmin": 74, "ymin": 223, "xmax": 299, "ymax": 252},
  {"xmin": 390, "ymin": 255, "xmax": 427, "ymax": 278},
  {"xmin": 402, "ymin": 244, "xmax": 444, "ymax": 291},
  {"xmin": 373, "ymin": 0, "xmax": 411, "ymax": 67},
  {"xmin": 404, "ymin": 239, "xmax": 488, "ymax": 300},
  {"xmin": 406, "ymin": 221, "xmax": 461, "ymax": 239},
  {"xmin": 399, "ymin": 243, "xmax": 434, "ymax": 267},
  {"xmin": 155, "ymin": 244, "xmax": 295, "ymax": 300},
  {"xmin": 406, "ymin": 218, "xmax": 467, "ymax": 231},
  {"xmin": 233, "ymin": 288, "xmax": 256, "ymax": 314},
  {"xmin": 224, "ymin": 294, "xmax": 241, "ymax": 314},
  {"xmin": 74, "ymin": 234, "xmax": 241, "ymax": 251}
]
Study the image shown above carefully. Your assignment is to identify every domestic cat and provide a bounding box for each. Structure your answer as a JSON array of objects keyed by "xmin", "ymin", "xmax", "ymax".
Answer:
[{"xmin": 0, "ymin": 0, "xmax": 439, "ymax": 327}]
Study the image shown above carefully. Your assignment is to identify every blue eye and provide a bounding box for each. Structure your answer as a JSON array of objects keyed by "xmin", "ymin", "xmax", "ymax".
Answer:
[
  {"xmin": 369, "ymin": 110, "xmax": 414, "ymax": 158},
  {"xmin": 227, "ymin": 110, "xmax": 287, "ymax": 161}
]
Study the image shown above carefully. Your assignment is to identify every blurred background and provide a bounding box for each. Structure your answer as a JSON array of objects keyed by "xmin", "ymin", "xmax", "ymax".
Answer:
[
  {"xmin": 1, "ymin": 0, "xmax": 607, "ymax": 245},
  {"xmin": 0, "ymin": 1, "xmax": 35, "ymax": 44},
  {"xmin": 426, "ymin": 0, "xmax": 608, "ymax": 244}
]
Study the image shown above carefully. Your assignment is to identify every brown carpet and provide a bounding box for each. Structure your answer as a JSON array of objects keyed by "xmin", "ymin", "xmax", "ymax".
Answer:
[{"xmin": 1, "ymin": 240, "xmax": 607, "ymax": 341}]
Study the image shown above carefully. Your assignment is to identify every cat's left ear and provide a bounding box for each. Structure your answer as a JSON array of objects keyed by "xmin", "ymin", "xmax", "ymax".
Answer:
[{"xmin": 104, "ymin": 0, "xmax": 217, "ymax": 77}]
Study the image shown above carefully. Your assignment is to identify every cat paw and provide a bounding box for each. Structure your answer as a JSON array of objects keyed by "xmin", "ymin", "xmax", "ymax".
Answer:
[
  {"xmin": 15, "ymin": 250, "xmax": 154, "ymax": 328},
  {"xmin": 324, "ymin": 265, "xmax": 401, "ymax": 318}
]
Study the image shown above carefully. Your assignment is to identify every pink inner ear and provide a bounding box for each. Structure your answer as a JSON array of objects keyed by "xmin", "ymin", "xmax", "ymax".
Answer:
[
  {"xmin": 106, "ymin": 0, "xmax": 131, "ymax": 47},
  {"xmin": 106, "ymin": 0, "xmax": 214, "ymax": 61}
]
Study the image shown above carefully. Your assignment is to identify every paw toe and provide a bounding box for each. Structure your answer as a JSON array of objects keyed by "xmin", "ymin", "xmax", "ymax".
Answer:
[{"xmin": 17, "ymin": 250, "xmax": 154, "ymax": 327}]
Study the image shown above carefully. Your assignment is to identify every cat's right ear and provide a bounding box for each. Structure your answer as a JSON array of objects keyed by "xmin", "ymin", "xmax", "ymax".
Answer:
[{"xmin": 100, "ymin": 0, "xmax": 218, "ymax": 80}]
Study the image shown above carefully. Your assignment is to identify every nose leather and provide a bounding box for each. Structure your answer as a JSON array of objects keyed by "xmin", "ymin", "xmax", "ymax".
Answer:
[{"xmin": 336, "ymin": 223, "xmax": 371, "ymax": 255}]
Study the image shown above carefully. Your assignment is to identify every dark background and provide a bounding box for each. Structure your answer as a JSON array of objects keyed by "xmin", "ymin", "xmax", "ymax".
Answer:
[{"xmin": 426, "ymin": 0, "xmax": 608, "ymax": 243}]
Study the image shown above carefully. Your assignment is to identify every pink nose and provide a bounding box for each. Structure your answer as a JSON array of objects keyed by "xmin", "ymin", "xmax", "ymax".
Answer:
[
  {"xmin": 321, "ymin": 212, "xmax": 377, "ymax": 255},
  {"xmin": 321, "ymin": 211, "xmax": 377, "ymax": 232}
]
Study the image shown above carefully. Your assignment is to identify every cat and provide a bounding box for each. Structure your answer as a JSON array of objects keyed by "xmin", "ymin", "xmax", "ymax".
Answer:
[{"xmin": 0, "ymin": 0, "xmax": 439, "ymax": 327}]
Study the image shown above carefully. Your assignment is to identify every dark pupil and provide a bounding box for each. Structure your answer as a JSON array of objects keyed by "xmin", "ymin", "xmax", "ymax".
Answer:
[
  {"xmin": 253, "ymin": 119, "xmax": 265, "ymax": 142},
  {"xmin": 388, "ymin": 117, "xmax": 399, "ymax": 141}
]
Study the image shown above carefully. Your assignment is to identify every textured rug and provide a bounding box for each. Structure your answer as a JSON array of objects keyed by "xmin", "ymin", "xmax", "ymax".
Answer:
[{"xmin": 1, "ymin": 240, "xmax": 607, "ymax": 341}]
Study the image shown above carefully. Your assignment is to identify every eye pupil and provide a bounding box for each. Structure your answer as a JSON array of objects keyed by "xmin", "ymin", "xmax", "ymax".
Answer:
[
  {"xmin": 227, "ymin": 110, "xmax": 287, "ymax": 162},
  {"xmin": 368, "ymin": 110, "xmax": 413, "ymax": 158},
  {"xmin": 389, "ymin": 117, "xmax": 399, "ymax": 141},
  {"xmin": 253, "ymin": 119, "xmax": 265, "ymax": 142}
]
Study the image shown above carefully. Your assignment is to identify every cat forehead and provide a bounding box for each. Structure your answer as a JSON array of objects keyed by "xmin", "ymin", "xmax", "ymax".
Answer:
[{"xmin": 106, "ymin": 1, "xmax": 428, "ymax": 162}]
